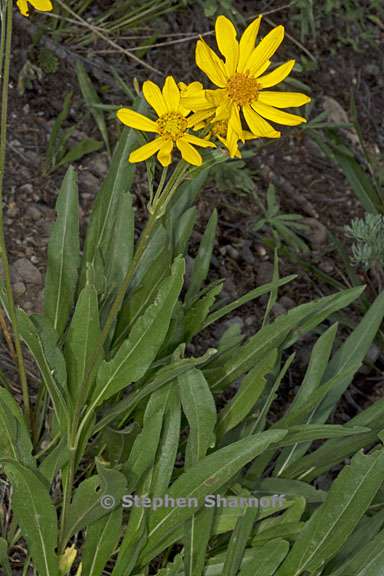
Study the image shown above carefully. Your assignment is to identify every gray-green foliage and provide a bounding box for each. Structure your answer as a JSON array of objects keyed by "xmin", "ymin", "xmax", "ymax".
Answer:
[{"xmin": 345, "ymin": 213, "xmax": 384, "ymax": 270}]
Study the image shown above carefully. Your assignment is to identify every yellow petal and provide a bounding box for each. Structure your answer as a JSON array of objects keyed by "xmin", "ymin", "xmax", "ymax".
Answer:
[
  {"xmin": 226, "ymin": 124, "xmax": 241, "ymax": 158},
  {"xmin": 243, "ymin": 104, "xmax": 280, "ymax": 137},
  {"xmin": 129, "ymin": 137, "xmax": 164, "ymax": 163},
  {"xmin": 184, "ymin": 133, "xmax": 216, "ymax": 148},
  {"xmin": 215, "ymin": 15, "xmax": 239, "ymax": 76},
  {"xmin": 116, "ymin": 108, "xmax": 158, "ymax": 132},
  {"xmin": 176, "ymin": 139, "xmax": 203, "ymax": 166},
  {"xmin": 258, "ymin": 91, "xmax": 311, "ymax": 108},
  {"xmin": 29, "ymin": 0, "xmax": 53, "ymax": 11},
  {"xmin": 228, "ymin": 105, "xmax": 243, "ymax": 139},
  {"xmin": 254, "ymin": 59, "xmax": 272, "ymax": 78},
  {"xmin": 257, "ymin": 60, "xmax": 295, "ymax": 88},
  {"xmin": 16, "ymin": 0, "xmax": 29, "ymax": 15},
  {"xmin": 238, "ymin": 16, "xmax": 262, "ymax": 72},
  {"xmin": 252, "ymin": 101, "xmax": 306, "ymax": 125},
  {"xmin": 215, "ymin": 98, "xmax": 232, "ymax": 121},
  {"xmin": 187, "ymin": 110, "xmax": 215, "ymax": 128},
  {"xmin": 162, "ymin": 76, "xmax": 181, "ymax": 111},
  {"xmin": 143, "ymin": 80, "xmax": 167, "ymax": 116},
  {"xmin": 196, "ymin": 39, "xmax": 228, "ymax": 88},
  {"xmin": 157, "ymin": 139, "xmax": 173, "ymax": 167},
  {"xmin": 246, "ymin": 25, "xmax": 285, "ymax": 75}
]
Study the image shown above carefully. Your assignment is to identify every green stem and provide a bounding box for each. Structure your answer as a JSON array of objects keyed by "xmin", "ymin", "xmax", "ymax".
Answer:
[{"xmin": 0, "ymin": 0, "xmax": 31, "ymax": 428}]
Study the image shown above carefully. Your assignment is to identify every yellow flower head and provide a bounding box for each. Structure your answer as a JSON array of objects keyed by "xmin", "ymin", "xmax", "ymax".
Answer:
[
  {"xmin": 195, "ymin": 15, "xmax": 311, "ymax": 156},
  {"xmin": 17, "ymin": 0, "xmax": 53, "ymax": 17},
  {"xmin": 117, "ymin": 76, "xmax": 215, "ymax": 167}
]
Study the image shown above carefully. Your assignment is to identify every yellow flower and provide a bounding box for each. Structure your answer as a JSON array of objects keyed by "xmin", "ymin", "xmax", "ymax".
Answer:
[
  {"xmin": 117, "ymin": 76, "xmax": 215, "ymax": 167},
  {"xmin": 195, "ymin": 15, "xmax": 311, "ymax": 155},
  {"xmin": 16, "ymin": 0, "xmax": 53, "ymax": 17},
  {"xmin": 209, "ymin": 119, "xmax": 256, "ymax": 158}
]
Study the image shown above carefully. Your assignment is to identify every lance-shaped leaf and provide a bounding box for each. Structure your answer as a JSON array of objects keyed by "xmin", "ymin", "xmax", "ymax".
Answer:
[
  {"xmin": 277, "ymin": 448, "xmax": 384, "ymax": 575},
  {"xmin": 140, "ymin": 429, "xmax": 287, "ymax": 564},
  {"xmin": 44, "ymin": 166, "xmax": 80, "ymax": 335},
  {"xmin": 207, "ymin": 287, "xmax": 364, "ymax": 392},
  {"xmin": 17, "ymin": 310, "xmax": 69, "ymax": 431},
  {"xmin": 64, "ymin": 277, "xmax": 101, "ymax": 405},
  {"xmin": 0, "ymin": 388, "xmax": 34, "ymax": 467},
  {"xmin": 61, "ymin": 464, "xmax": 126, "ymax": 547},
  {"xmin": 178, "ymin": 368, "xmax": 217, "ymax": 576},
  {"xmin": 185, "ymin": 209, "xmax": 217, "ymax": 306},
  {"xmin": 178, "ymin": 368, "xmax": 217, "ymax": 468},
  {"xmin": 239, "ymin": 539, "xmax": 290, "ymax": 576},
  {"xmin": 90, "ymin": 257, "xmax": 184, "ymax": 408},
  {"xmin": 81, "ymin": 118, "xmax": 142, "ymax": 288},
  {"xmin": 82, "ymin": 508, "xmax": 122, "ymax": 576},
  {"xmin": 4, "ymin": 462, "xmax": 59, "ymax": 576}
]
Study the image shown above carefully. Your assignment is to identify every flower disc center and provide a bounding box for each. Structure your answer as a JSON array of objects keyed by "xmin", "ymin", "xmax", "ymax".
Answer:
[
  {"xmin": 227, "ymin": 73, "xmax": 259, "ymax": 106},
  {"xmin": 157, "ymin": 112, "xmax": 188, "ymax": 140}
]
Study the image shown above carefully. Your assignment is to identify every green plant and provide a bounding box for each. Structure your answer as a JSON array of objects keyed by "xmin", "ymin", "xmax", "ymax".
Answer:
[
  {"xmin": 252, "ymin": 184, "xmax": 310, "ymax": 254},
  {"xmin": 3, "ymin": 5, "xmax": 384, "ymax": 576},
  {"xmin": 345, "ymin": 214, "xmax": 384, "ymax": 271},
  {"xmin": 44, "ymin": 91, "xmax": 103, "ymax": 174}
]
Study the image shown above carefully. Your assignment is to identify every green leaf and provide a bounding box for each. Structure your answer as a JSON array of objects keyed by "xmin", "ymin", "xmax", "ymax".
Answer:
[
  {"xmin": 94, "ymin": 348, "xmax": 216, "ymax": 434},
  {"xmin": 178, "ymin": 368, "xmax": 217, "ymax": 468},
  {"xmin": 81, "ymin": 120, "xmax": 141, "ymax": 288},
  {"xmin": 239, "ymin": 539, "xmax": 290, "ymax": 576},
  {"xmin": 217, "ymin": 349, "xmax": 277, "ymax": 437},
  {"xmin": 91, "ymin": 257, "xmax": 185, "ymax": 407},
  {"xmin": 113, "ymin": 239, "xmax": 171, "ymax": 350},
  {"xmin": 328, "ymin": 528, "xmax": 384, "ymax": 576},
  {"xmin": 243, "ymin": 477, "xmax": 326, "ymax": 503},
  {"xmin": 184, "ymin": 508, "xmax": 215, "ymax": 576},
  {"xmin": 64, "ymin": 278, "xmax": 101, "ymax": 406},
  {"xmin": 178, "ymin": 368, "xmax": 217, "ymax": 576},
  {"xmin": 61, "ymin": 465, "xmax": 126, "ymax": 547},
  {"xmin": 151, "ymin": 387, "xmax": 181, "ymax": 496},
  {"xmin": 17, "ymin": 310, "xmax": 69, "ymax": 431},
  {"xmin": 315, "ymin": 289, "xmax": 384, "ymax": 422},
  {"xmin": 207, "ymin": 288, "xmax": 363, "ymax": 392},
  {"xmin": 277, "ymin": 449, "xmax": 384, "ymax": 575},
  {"xmin": 326, "ymin": 508, "xmax": 384, "ymax": 575},
  {"xmin": 185, "ymin": 209, "xmax": 217, "ymax": 306},
  {"xmin": 82, "ymin": 509, "xmax": 122, "ymax": 576},
  {"xmin": 204, "ymin": 277, "xmax": 296, "ymax": 329},
  {"xmin": 44, "ymin": 166, "xmax": 80, "ymax": 336},
  {"xmin": 222, "ymin": 503, "xmax": 259, "ymax": 576},
  {"xmin": 4, "ymin": 462, "xmax": 59, "ymax": 576},
  {"xmin": 76, "ymin": 62, "xmax": 110, "ymax": 155},
  {"xmin": 123, "ymin": 384, "xmax": 171, "ymax": 492},
  {"xmin": 273, "ymin": 324, "xmax": 338, "ymax": 475},
  {"xmin": 140, "ymin": 430, "xmax": 287, "ymax": 564},
  {"xmin": 184, "ymin": 281, "xmax": 223, "ymax": 341},
  {"xmin": 46, "ymin": 91, "xmax": 72, "ymax": 170},
  {"xmin": 39, "ymin": 439, "xmax": 70, "ymax": 483},
  {"xmin": 0, "ymin": 388, "xmax": 34, "ymax": 466},
  {"xmin": 57, "ymin": 138, "xmax": 103, "ymax": 168},
  {"xmin": 0, "ymin": 537, "xmax": 12, "ymax": 576}
]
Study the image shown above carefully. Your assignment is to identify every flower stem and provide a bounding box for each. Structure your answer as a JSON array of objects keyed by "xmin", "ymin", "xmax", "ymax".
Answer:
[{"xmin": 0, "ymin": 0, "xmax": 31, "ymax": 429}]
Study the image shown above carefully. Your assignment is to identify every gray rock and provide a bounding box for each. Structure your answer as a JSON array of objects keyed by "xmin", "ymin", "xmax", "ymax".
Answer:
[
  {"xmin": 27, "ymin": 205, "xmax": 42, "ymax": 221},
  {"xmin": 13, "ymin": 281, "xmax": 26, "ymax": 297},
  {"xmin": 12, "ymin": 258, "xmax": 42, "ymax": 285},
  {"xmin": 256, "ymin": 261, "xmax": 274, "ymax": 286},
  {"xmin": 19, "ymin": 183, "xmax": 33, "ymax": 195},
  {"xmin": 90, "ymin": 154, "xmax": 108, "ymax": 178},
  {"xmin": 79, "ymin": 171, "xmax": 99, "ymax": 194},
  {"xmin": 279, "ymin": 296, "xmax": 295, "ymax": 310}
]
